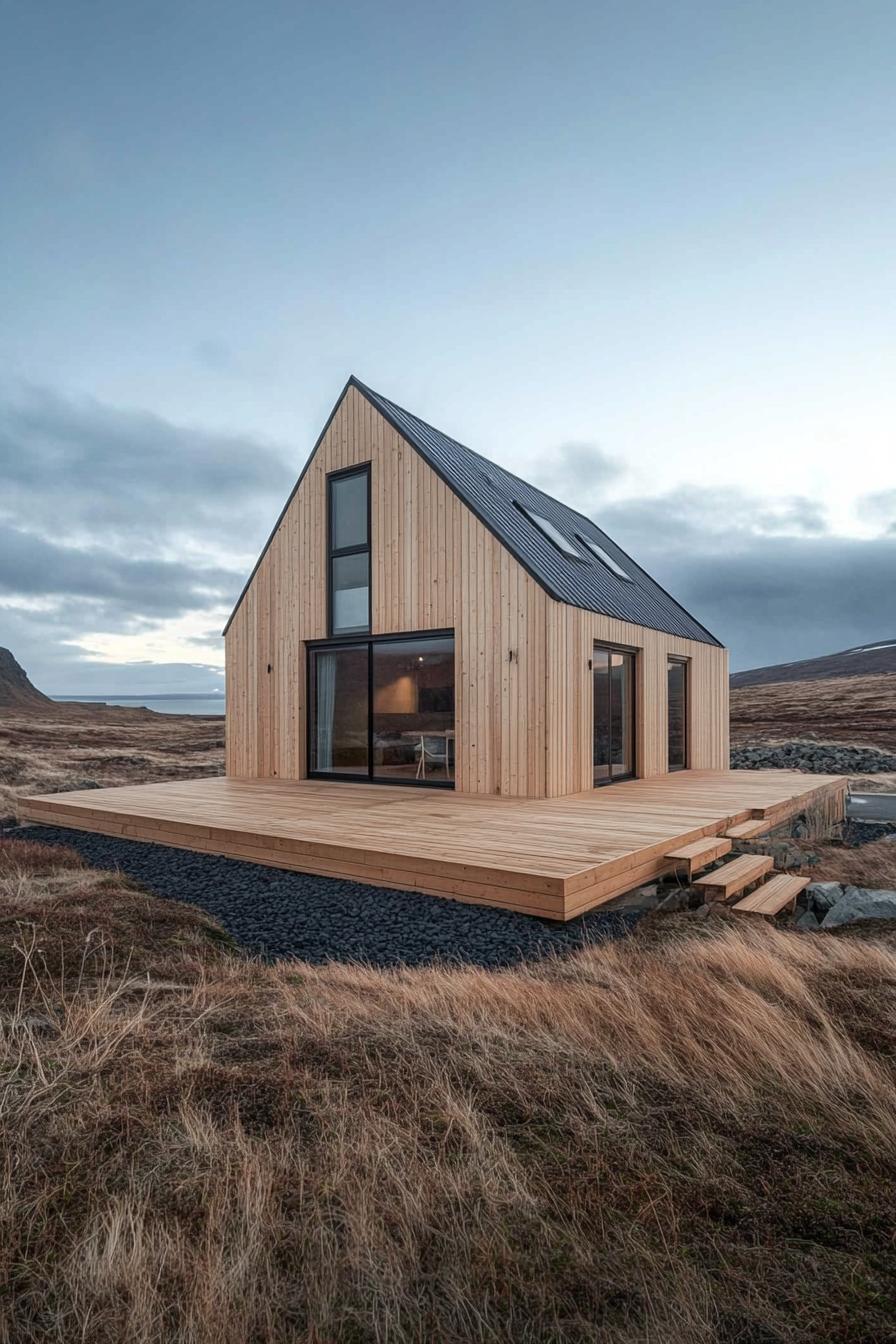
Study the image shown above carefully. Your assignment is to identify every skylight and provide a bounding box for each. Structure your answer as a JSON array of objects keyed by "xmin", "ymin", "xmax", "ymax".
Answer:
[
  {"xmin": 517, "ymin": 505, "xmax": 581, "ymax": 558},
  {"xmin": 576, "ymin": 534, "xmax": 633, "ymax": 581}
]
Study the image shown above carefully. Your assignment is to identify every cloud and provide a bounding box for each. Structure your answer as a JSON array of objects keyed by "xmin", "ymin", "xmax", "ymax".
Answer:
[
  {"xmin": 858, "ymin": 489, "xmax": 896, "ymax": 533},
  {"xmin": 0, "ymin": 603, "xmax": 225, "ymax": 696},
  {"xmin": 531, "ymin": 441, "xmax": 623, "ymax": 502},
  {"xmin": 594, "ymin": 487, "xmax": 832, "ymax": 556},
  {"xmin": 0, "ymin": 383, "xmax": 294, "ymax": 691},
  {"xmin": 531, "ymin": 450, "xmax": 892, "ymax": 669},
  {"xmin": 0, "ymin": 383, "xmax": 295, "ymax": 555},
  {"xmin": 591, "ymin": 492, "xmax": 894, "ymax": 670},
  {"xmin": 0, "ymin": 525, "xmax": 238, "ymax": 618}
]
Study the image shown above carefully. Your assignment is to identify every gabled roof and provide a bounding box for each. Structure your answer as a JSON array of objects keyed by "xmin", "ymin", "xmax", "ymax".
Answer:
[{"xmin": 224, "ymin": 376, "xmax": 722, "ymax": 646}]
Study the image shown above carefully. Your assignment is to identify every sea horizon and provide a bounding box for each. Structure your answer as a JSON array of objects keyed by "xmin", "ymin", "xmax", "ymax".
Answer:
[{"xmin": 51, "ymin": 694, "xmax": 225, "ymax": 716}]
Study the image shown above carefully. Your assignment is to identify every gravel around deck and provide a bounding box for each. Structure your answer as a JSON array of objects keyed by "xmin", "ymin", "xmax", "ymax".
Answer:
[{"xmin": 13, "ymin": 824, "xmax": 640, "ymax": 968}]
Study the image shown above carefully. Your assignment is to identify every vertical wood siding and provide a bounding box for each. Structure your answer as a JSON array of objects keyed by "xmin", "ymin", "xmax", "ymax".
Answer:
[
  {"xmin": 225, "ymin": 386, "xmax": 729, "ymax": 797},
  {"xmin": 226, "ymin": 385, "xmax": 549, "ymax": 795},
  {"xmin": 543, "ymin": 605, "xmax": 729, "ymax": 797}
]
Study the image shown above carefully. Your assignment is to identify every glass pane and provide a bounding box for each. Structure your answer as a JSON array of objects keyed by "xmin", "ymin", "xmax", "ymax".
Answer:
[
  {"xmin": 331, "ymin": 552, "xmax": 369, "ymax": 634},
  {"xmin": 578, "ymin": 534, "xmax": 633, "ymax": 580},
  {"xmin": 520, "ymin": 506, "xmax": 580, "ymax": 557},
  {"xmin": 310, "ymin": 646, "xmax": 368, "ymax": 774},
  {"xmin": 331, "ymin": 472, "xmax": 368, "ymax": 550},
  {"xmin": 609, "ymin": 653, "xmax": 633, "ymax": 778},
  {"xmin": 592, "ymin": 647, "xmax": 611, "ymax": 785},
  {"xmin": 668, "ymin": 660, "xmax": 687, "ymax": 770},
  {"xmin": 372, "ymin": 637, "xmax": 455, "ymax": 783},
  {"xmin": 594, "ymin": 647, "xmax": 633, "ymax": 784}
]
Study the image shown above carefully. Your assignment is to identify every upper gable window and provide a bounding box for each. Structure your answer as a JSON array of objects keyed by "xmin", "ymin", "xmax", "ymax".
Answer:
[
  {"xmin": 576, "ymin": 533, "xmax": 633, "ymax": 581},
  {"xmin": 516, "ymin": 505, "xmax": 581, "ymax": 558},
  {"xmin": 331, "ymin": 470, "xmax": 368, "ymax": 550},
  {"xmin": 328, "ymin": 466, "xmax": 370, "ymax": 635}
]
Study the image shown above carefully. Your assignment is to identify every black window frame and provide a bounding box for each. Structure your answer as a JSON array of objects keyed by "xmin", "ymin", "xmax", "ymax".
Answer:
[
  {"xmin": 306, "ymin": 628, "xmax": 456, "ymax": 790},
  {"xmin": 666, "ymin": 655, "xmax": 689, "ymax": 772},
  {"xmin": 327, "ymin": 464, "xmax": 371, "ymax": 638},
  {"xmin": 591, "ymin": 641, "xmax": 638, "ymax": 787}
]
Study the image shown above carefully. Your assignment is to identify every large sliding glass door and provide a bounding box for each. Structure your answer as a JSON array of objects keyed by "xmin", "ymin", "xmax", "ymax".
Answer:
[
  {"xmin": 593, "ymin": 645, "xmax": 636, "ymax": 786},
  {"xmin": 309, "ymin": 632, "xmax": 455, "ymax": 787}
]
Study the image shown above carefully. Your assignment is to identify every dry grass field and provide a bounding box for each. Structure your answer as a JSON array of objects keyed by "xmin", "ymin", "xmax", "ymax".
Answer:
[
  {"xmin": 0, "ymin": 705, "xmax": 224, "ymax": 823},
  {"xmin": 730, "ymin": 672, "xmax": 896, "ymax": 752},
  {"xmin": 2, "ymin": 834, "xmax": 896, "ymax": 1343}
]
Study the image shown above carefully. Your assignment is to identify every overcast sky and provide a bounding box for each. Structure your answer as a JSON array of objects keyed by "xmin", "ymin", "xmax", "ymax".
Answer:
[{"xmin": 2, "ymin": 0, "xmax": 894, "ymax": 692}]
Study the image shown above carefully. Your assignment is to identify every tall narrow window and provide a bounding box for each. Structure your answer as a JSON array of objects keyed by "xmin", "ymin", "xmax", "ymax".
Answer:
[
  {"xmin": 328, "ymin": 466, "xmax": 370, "ymax": 635},
  {"xmin": 667, "ymin": 657, "xmax": 688, "ymax": 771},
  {"xmin": 593, "ymin": 645, "xmax": 636, "ymax": 785}
]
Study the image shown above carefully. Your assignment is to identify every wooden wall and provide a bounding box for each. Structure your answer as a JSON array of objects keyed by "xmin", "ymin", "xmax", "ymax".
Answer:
[
  {"xmin": 544, "ymin": 605, "xmax": 729, "ymax": 798},
  {"xmin": 226, "ymin": 385, "xmax": 550, "ymax": 796},
  {"xmin": 225, "ymin": 384, "xmax": 729, "ymax": 797}
]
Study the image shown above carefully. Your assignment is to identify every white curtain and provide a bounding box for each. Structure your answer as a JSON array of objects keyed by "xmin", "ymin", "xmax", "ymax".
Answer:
[{"xmin": 316, "ymin": 653, "xmax": 337, "ymax": 770}]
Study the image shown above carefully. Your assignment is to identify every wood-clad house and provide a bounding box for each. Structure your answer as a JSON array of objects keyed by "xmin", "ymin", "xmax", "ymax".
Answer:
[
  {"xmin": 25, "ymin": 379, "xmax": 842, "ymax": 919},
  {"xmin": 224, "ymin": 377, "xmax": 730, "ymax": 799}
]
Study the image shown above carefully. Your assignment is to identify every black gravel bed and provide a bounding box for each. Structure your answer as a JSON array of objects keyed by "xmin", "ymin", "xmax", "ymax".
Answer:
[{"xmin": 10, "ymin": 825, "xmax": 641, "ymax": 969}]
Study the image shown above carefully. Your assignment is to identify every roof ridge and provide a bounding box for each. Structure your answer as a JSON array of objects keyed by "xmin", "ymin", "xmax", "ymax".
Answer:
[
  {"xmin": 352, "ymin": 377, "xmax": 722, "ymax": 648},
  {"xmin": 224, "ymin": 376, "xmax": 723, "ymax": 647},
  {"xmin": 351, "ymin": 376, "xmax": 611, "ymax": 539}
]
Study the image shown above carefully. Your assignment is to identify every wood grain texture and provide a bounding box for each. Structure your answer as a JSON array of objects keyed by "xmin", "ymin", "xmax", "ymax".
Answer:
[
  {"xmin": 664, "ymin": 836, "xmax": 732, "ymax": 877},
  {"xmin": 694, "ymin": 853, "xmax": 775, "ymax": 898},
  {"xmin": 733, "ymin": 874, "xmax": 809, "ymax": 915},
  {"xmin": 22, "ymin": 770, "xmax": 845, "ymax": 920},
  {"xmin": 226, "ymin": 384, "xmax": 729, "ymax": 796}
]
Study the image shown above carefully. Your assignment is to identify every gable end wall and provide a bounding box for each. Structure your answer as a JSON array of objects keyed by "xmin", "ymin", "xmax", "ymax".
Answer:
[{"xmin": 225, "ymin": 385, "xmax": 549, "ymax": 796}]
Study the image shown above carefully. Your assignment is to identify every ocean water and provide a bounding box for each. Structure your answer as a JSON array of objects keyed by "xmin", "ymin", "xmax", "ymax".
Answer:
[{"xmin": 52, "ymin": 695, "xmax": 225, "ymax": 716}]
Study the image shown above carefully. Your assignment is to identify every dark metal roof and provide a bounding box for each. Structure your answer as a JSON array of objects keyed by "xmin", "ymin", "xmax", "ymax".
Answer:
[
  {"xmin": 224, "ymin": 376, "xmax": 722, "ymax": 647},
  {"xmin": 352, "ymin": 379, "xmax": 722, "ymax": 647}
]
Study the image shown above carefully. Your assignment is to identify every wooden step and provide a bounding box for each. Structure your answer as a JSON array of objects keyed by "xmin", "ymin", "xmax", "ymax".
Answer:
[
  {"xmin": 732, "ymin": 874, "xmax": 810, "ymax": 916},
  {"xmin": 664, "ymin": 836, "xmax": 733, "ymax": 878},
  {"xmin": 724, "ymin": 819, "xmax": 771, "ymax": 841},
  {"xmin": 693, "ymin": 853, "xmax": 774, "ymax": 900}
]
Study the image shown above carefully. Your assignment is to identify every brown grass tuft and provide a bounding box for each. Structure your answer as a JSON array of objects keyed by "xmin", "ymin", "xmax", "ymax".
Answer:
[
  {"xmin": 1, "ymin": 839, "xmax": 896, "ymax": 1341},
  {"xmin": 0, "ymin": 704, "xmax": 223, "ymax": 821},
  {"xmin": 806, "ymin": 836, "xmax": 896, "ymax": 890}
]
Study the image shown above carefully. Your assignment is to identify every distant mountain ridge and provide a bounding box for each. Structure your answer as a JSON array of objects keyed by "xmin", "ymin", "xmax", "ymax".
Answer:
[
  {"xmin": 731, "ymin": 640, "xmax": 896, "ymax": 688},
  {"xmin": 0, "ymin": 648, "xmax": 54, "ymax": 709}
]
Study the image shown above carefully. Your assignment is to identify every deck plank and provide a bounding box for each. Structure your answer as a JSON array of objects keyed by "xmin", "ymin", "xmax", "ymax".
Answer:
[
  {"xmin": 20, "ymin": 770, "xmax": 846, "ymax": 921},
  {"xmin": 693, "ymin": 854, "xmax": 775, "ymax": 899},
  {"xmin": 733, "ymin": 875, "xmax": 810, "ymax": 916}
]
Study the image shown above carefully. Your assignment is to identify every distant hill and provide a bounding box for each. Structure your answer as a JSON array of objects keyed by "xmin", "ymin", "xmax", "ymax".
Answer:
[
  {"xmin": 731, "ymin": 640, "xmax": 896, "ymax": 689},
  {"xmin": 0, "ymin": 648, "xmax": 54, "ymax": 710}
]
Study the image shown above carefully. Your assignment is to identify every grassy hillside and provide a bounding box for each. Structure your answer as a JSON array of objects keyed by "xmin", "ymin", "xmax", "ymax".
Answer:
[
  {"xmin": 731, "ymin": 640, "xmax": 896, "ymax": 687},
  {"xmin": 0, "ymin": 705, "xmax": 224, "ymax": 823},
  {"xmin": 730, "ymin": 672, "xmax": 896, "ymax": 753},
  {"xmin": 2, "ymin": 835, "xmax": 896, "ymax": 1343}
]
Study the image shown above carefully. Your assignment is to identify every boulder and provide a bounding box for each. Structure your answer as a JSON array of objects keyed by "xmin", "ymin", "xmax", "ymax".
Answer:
[
  {"xmin": 821, "ymin": 887, "xmax": 896, "ymax": 929},
  {"xmin": 806, "ymin": 882, "xmax": 845, "ymax": 916},
  {"xmin": 795, "ymin": 910, "xmax": 820, "ymax": 931},
  {"xmin": 656, "ymin": 889, "xmax": 692, "ymax": 914},
  {"xmin": 607, "ymin": 884, "xmax": 660, "ymax": 913}
]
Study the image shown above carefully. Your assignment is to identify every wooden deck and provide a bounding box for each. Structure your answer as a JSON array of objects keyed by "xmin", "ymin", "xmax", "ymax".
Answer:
[{"xmin": 20, "ymin": 770, "xmax": 846, "ymax": 921}]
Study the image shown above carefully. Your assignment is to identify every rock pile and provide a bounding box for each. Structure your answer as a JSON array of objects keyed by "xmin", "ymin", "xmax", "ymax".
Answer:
[
  {"xmin": 798, "ymin": 882, "xmax": 896, "ymax": 930},
  {"xmin": 731, "ymin": 741, "xmax": 896, "ymax": 774}
]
